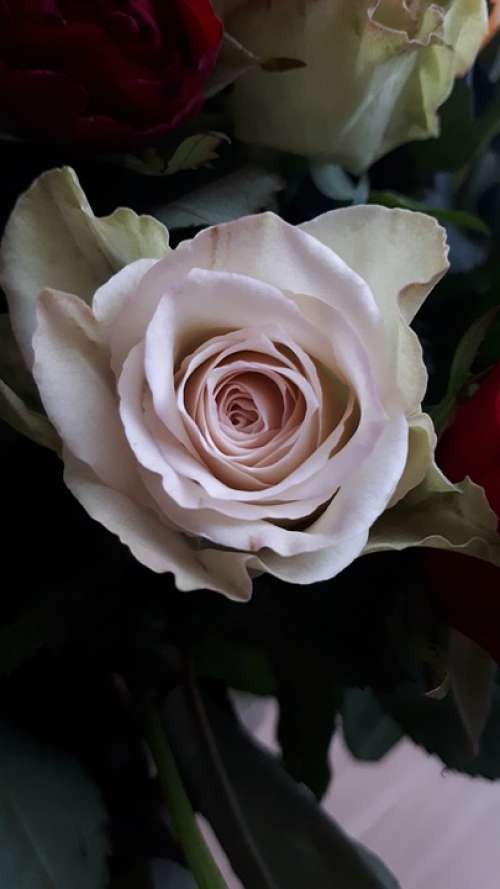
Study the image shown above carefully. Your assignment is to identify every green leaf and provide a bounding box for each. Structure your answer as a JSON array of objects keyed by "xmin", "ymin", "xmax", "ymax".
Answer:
[
  {"xmin": 459, "ymin": 149, "xmax": 500, "ymax": 211},
  {"xmin": 166, "ymin": 134, "xmax": 229, "ymax": 175},
  {"xmin": 165, "ymin": 690, "xmax": 401, "ymax": 889},
  {"xmin": 429, "ymin": 307, "xmax": 499, "ymax": 434},
  {"xmin": 443, "ymin": 308, "xmax": 498, "ymax": 394},
  {"xmin": 0, "ymin": 166, "xmax": 169, "ymax": 365},
  {"xmin": 378, "ymin": 669, "xmax": 500, "ymax": 779},
  {"xmin": 342, "ymin": 689, "xmax": 403, "ymax": 762},
  {"xmin": 448, "ymin": 631, "xmax": 496, "ymax": 757},
  {"xmin": 369, "ymin": 191, "xmax": 490, "ymax": 235},
  {"xmin": 0, "ymin": 722, "xmax": 109, "ymax": 888},
  {"xmin": 157, "ymin": 165, "xmax": 284, "ymax": 229},
  {"xmin": 118, "ymin": 134, "xmax": 230, "ymax": 177},
  {"xmin": 367, "ymin": 467, "xmax": 500, "ymax": 569},
  {"xmin": 413, "ymin": 71, "xmax": 500, "ymax": 174},
  {"xmin": 144, "ymin": 704, "xmax": 228, "ymax": 889},
  {"xmin": 273, "ymin": 647, "xmax": 340, "ymax": 798},
  {"xmin": 194, "ymin": 637, "xmax": 276, "ymax": 696}
]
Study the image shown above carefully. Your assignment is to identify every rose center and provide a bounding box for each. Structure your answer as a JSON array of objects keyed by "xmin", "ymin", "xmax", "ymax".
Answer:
[
  {"xmin": 215, "ymin": 370, "xmax": 288, "ymax": 438},
  {"xmin": 227, "ymin": 397, "xmax": 259, "ymax": 429}
]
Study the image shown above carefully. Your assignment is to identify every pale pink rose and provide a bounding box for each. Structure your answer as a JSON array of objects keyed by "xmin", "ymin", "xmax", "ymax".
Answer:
[{"xmin": 13, "ymin": 202, "xmax": 450, "ymax": 599}]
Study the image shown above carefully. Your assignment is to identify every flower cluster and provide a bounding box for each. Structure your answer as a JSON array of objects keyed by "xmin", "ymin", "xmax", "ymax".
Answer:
[
  {"xmin": 2, "ymin": 5, "xmax": 500, "ymax": 889},
  {"xmin": 0, "ymin": 0, "xmax": 488, "ymax": 166}
]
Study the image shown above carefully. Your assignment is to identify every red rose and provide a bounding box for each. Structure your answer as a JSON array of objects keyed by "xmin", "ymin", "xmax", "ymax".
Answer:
[
  {"xmin": 0, "ymin": 0, "xmax": 222, "ymax": 148},
  {"xmin": 429, "ymin": 362, "xmax": 500, "ymax": 662}
]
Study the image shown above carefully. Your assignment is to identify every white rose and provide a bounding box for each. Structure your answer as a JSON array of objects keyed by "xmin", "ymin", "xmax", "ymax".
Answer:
[
  {"xmin": 224, "ymin": 0, "xmax": 488, "ymax": 173},
  {"xmin": 5, "ymin": 168, "xmax": 499, "ymax": 602}
]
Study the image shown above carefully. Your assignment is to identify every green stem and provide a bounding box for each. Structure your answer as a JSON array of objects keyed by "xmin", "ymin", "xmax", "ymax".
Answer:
[
  {"xmin": 183, "ymin": 658, "xmax": 277, "ymax": 889},
  {"xmin": 143, "ymin": 702, "xmax": 228, "ymax": 889}
]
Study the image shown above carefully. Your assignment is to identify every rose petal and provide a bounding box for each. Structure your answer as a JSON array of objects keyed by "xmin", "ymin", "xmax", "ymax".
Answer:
[
  {"xmin": 120, "ymin": 344, "xmax": 400, "ymax": 558},
  {"xmin": 260, "ymin": 411, "xmax": 409, "ymax": 582},
  {"xmin": 390, "ymin": 412, "xmax": 436, "ymax": 507},
  {"xmin": 140, "ymin": 464, "xmax": 341, "ymax": 557},
  {"xmin": 259, "ymin": 527, "xmax": 371, "ymax": 585},
  {"xmin": 64, "ymin": 449, "xmax": 255, "ymax": 600},
  {"xmin": 108, "ymin": 213, "xmax": 383, "ymax": 374},
  {"xmin": 175, "ymin": 329, "xmax": 325, "ymax": 461},
  {"xmin": 312, "ymin": 412, "xmax": 409, "ymax": 541},
  {"xmin": 142, "ymin": 267, "xmax": 386, "ymax": 500},
  {"xmin": 0, "ymin": 167, "xmax": 168, "ymax": 366},
  {"xmin": 118, "ymin": 342, "xmax": 345, "ymax": 526},
  {"xmin": 144, "ymin": 390, "xmax": 333, "ymax": 521},
  {"xmin": 92, "ymin": 257, "xmax": 158, "ymax": 347},
  {"xmin": 179, "ymin": 353, "xmax": 321, "ymax": 488},
  {"xmin": 301, "ymin": 205, "xmax": 448, "ymax": 412},
  {"xmin": 33, "ymin": 288, "xmax": 144, "ymax": 500},
  {"xmin": 301, "ymin": 205, "xmax": 448, "ymax": 325}
]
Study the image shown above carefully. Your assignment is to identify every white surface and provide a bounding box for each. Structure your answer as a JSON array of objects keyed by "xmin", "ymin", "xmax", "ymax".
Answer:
[
  {"xmin": 326, "ymin": 736, "xmax": 500, "ymax": 889},
  {"xmin": 205, "ymin": 698, "xmax": 500, "ymax": 889}
]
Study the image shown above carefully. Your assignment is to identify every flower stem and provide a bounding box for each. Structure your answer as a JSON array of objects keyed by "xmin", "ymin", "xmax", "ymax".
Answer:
[{"xmin": 143, "ymin": 702, "xmax": 228, "ymax": 889}]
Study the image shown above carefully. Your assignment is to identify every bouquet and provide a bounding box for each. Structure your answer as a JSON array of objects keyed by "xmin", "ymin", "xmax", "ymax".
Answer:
[{"xmin": 1, "ymin": 2, "xmax": 500, "ymax": 887}]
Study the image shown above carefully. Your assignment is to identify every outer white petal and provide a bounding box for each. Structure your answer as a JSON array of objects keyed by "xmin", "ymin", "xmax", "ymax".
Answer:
[
  {"xmin": 301, "ymin": 205, "xmax": 448, "ymax": 416},
  {"xmin": 259, "ymin": 528, "xmax": 370, "ymax": 585},
  {"xmin": 33, "ymin": 288, "xmax": 144, "ymax": 501},
  {"xmin": 301, "ymin": 206, "xmax": 446, "ymax": 415},
  {"xmin": 301, "ymin": 206, "xmax": 449, "ymax": 326},
  {"xmin": 302, "ymin": 205, "xmax": 448, "ymax": 505},
  {"xmin": 64, "ymin": 450, "xmax": 255, "ymax": 600},
  {"xmin": 33, "ymin": 287, "xmax": 260, "ymax": 599},
  {"xmin": 389, "ymin": 412, "xmax": 436, "ymax": 507},
  {"xmin": 0, "ymin": 167, "xmax": 168, "ymax": 367},
  {"xmin": 109, "ymin": 212, "xmax": 384, "ymax": 373},
  {"xmin": 92, "ymin": 258, "xmax": 159, "ymax": 344}
]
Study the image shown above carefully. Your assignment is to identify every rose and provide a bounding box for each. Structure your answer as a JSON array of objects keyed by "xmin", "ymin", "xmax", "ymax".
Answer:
[
  {"xmin": 2, "ymin": 169, "xmax": 457, "ymax": 601},
  {"xmin": 4, "ymin": 169, "xmax": 500, "ymax": 602},
  {"xmin": 29, "ymin": 208, "xmax": 437, "ymax": 600},
  {"xmin": 223, "ymin": 0, "xmax": 488, "ymax": 173},
  {"xmin": 0, "ymin": 0, "xmax": 222, "ymax": 148},
  {"xmin": 5, "ymin": 169, "xmax": 500, "ymax": 602},
  {"xmin": 428, "ymin": 363, "xmax": 500, "ymax": 662},
  {"xmin": 438, "ymin": 363, "xmax": 500, "ymax": 519}
]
